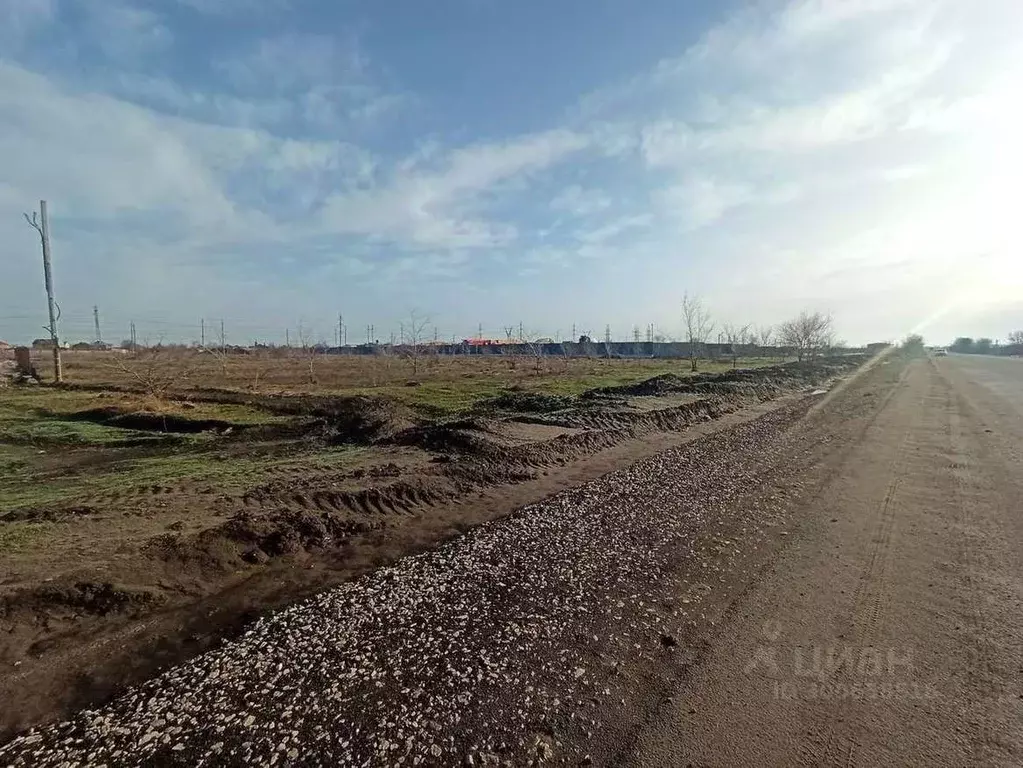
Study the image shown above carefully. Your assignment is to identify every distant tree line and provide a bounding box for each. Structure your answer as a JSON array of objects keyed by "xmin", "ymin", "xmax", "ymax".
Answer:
[{"xmin": 949, "ymin": 332, "xmax": 1023, "ymax": 356}]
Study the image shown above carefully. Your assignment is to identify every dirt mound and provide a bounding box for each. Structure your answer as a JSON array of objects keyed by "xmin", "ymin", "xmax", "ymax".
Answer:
[
  {"xmin": 313, "ymin": 396, "xmax": 416, "ymax": 444},
  {"xmin": 1, "ymin": 582, "xmax": 164, "ymax": 621},
  {"xmin": 220, "ymin": 509, "xmax": 378, "ymax": 558},
  {"xmin": 585, "ymin": 358, "xmax": 862, "ymax": 399},
  {"xmin": 476, "ymin": 391, "xmax": 576, "ymax": 414},
  {"xmin": 600, "ymin": 373, "xmax": 692, "ymax": 396},
  {"xmin": 439, "ymin": 399, "xmax": 731, "ymax": 491},
  {"xmin": 389, "ymin": 418, "xmax": 492, "ymax": 453}
]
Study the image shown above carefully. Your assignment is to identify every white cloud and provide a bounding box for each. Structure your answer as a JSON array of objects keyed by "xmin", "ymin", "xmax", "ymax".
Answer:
[
  {"xmin": 319, "ymin": 129, "xmax": 589, "ymax": 249},
  {"xmin": 216, "ymin": 33, "xmax": 366, "ymax": 93},
  {"xmin": 0, "ymin": 63, "xmax": 234, "ymax": 226},
  {"xmin": 655, "ymin": 177, "xmax": 753, "ymax": 230},
  {"xmin": 550, "ymin": 185, "xmax": 612, "ymax": 216},
  {"xmin": 576, "ymin": 214, "xmax": 652, "ymax": 244},
  {"xmin": 207, "ymin": 31, "xmax": 407, "ymax": 135},
  {"xmin": 0, "ymin": 59, "xmax": 385, "ymax": 253}
]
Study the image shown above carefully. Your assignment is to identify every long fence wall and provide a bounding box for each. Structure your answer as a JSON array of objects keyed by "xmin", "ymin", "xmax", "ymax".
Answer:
[{"xmin": 335, "ymin": 342, "xmax": 807, "ymax": 359}]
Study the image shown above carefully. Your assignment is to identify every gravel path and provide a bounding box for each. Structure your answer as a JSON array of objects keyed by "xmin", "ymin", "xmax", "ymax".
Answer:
[{"xmin": 1, "ymin": 397, "xmax": 814, "ymax": 767}]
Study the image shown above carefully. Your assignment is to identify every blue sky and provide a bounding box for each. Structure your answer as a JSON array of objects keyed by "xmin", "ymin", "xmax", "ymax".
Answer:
[{"xmin": 1, "ymin": 0, "xmax": 1021, "ymax": 346}]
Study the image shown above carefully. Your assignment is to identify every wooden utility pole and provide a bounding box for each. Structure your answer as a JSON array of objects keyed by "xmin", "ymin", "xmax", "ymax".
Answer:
[
  {"xmin": 24, "ymin": 200, "xmax": 62, "ymax": 382},
  {"xmin": 93, "ymin": 305, "xmax": 102, "ymax": 344},
  {"xmin": 201, "ymin": 318, "xmax": 205, "ymax": 347},
  {"xmin": 130, "ymin": 321, "xmax": 137, "ymax": 355},
  {"xmin": 219, "ymin": 319, "xmax": 226, "ymax": 352}
]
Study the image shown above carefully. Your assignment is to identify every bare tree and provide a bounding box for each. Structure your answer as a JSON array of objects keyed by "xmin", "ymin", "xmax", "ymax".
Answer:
[
  {"xmin": 722, "ymin": 323, "xmax": 751, "ymax": 369},
  {"xmin": 401, "ymin": 309, "xmax": 431, "ymax": 377},
  {"xmin": 1007, "ymin": 330, "xmax": 1023, "ymax": 346},
  {"xmin": 109, "ymin": 346, "xmax": 199, "ymax": 399},
  {"xmin": 296, "ymin": 323, "xmax": 317, "ymax": 384},
  {"xmin": 681, "ymin": 293, "xmax": 715, "ymax": 372},
  {"xmin": 756, "ymin": 324, "xmax": 774, "ymax": 350},
  {"xmin": 778, "ymin": 311, "xmax": 834, "ymax": 361},
  {"xmin": 520, "ymin": 330, "xmax": 548, "ymax": 375}
]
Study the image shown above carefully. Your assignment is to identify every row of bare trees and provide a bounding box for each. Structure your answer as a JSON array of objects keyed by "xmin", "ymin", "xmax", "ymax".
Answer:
[{"xmin": 682, "ymin": 293, "xmax": 836, "ymax": 371}]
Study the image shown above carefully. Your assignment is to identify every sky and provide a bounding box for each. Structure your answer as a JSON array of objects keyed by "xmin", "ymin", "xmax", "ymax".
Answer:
[{"xmin": 1, "ymin": 0, "xmax": 1021, "ymax": 347}]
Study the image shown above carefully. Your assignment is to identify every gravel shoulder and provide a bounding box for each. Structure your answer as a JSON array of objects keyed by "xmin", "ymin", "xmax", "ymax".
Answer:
[{"xmin": 1, "ymin": 355, "xmax": 937, "ymax": 766}]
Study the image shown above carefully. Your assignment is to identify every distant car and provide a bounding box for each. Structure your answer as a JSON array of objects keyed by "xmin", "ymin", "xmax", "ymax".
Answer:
[{"xmin": 934, "ymin": 348, "xmax": 948, "ymax": 356}]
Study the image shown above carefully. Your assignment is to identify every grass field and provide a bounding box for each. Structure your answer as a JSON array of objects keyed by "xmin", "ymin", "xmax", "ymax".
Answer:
[
  {"xmin": 1, "ymin": 349, "xmax": 784, "ymax": 516},
  {"xmin": 21, "ymin": 348, "xmax": 782, "ymax": 414}
]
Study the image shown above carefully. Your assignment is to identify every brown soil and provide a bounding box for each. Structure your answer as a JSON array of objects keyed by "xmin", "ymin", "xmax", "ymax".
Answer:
[
  {"xmin": 614, "ymin": 354, "xmax": 1023, "ymax": 766},
  {"xmin": 0, "ymin": 358, "xmax": 859, "ymax": 740}
]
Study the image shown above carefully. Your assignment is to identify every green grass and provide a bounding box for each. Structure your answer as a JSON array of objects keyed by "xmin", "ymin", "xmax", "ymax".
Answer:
[
  {"xmin": 0, "ymin": 356, "xmax": 786, "ymax": 514},
  {"xmin": 0, "ymin": 443, "xmax": 365, "ymax": 514},
  {"xmin": 368, "ymin": 358, "xmax": 781, "ymax": 415},
  {"xmin": 0, "ymin": 521, "xmax": 53, "ymax": 553},
  {"xmin": 0, "ymin": 412, "xmax": 165, "ymax": 447},
  {"xmin": 0, "ymin": 394, "xmax": 159, "ymax": 446},
  {"xmin": 0, "ymin": 387, "xmax": 286, "ymax": 449}
]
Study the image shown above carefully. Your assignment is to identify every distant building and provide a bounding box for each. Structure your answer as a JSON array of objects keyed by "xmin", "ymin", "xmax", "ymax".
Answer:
[
  {"xmin": 462, "ymin": 337, "xmax": 519, "ymax": 346},
  {"xmin": 71, "ymin": 341, "xmax": 112, "ymax": 351},
  {"xmin": 866, "ymin": 342, "xmax": 892, "ymax": 354}
]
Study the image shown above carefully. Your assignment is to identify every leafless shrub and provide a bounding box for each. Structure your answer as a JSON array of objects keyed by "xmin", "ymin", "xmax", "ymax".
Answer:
[
  {"xmin": 400, "ymin": 310, "xmax": 431, "ymax": 377},
  {"xmin": 681, "ymin": 293, "xmax": 714, "ymax": 372},
  {"xmin": 296, "ymin": 323, "xmax": 318, "ymax": 384},
  {"xmin": 521, "ymin": 331, "xmax": 548, "ymax": 375},
  {"xmin": 779, "ymin": 311, "xmax": 834, "ymax": 361},
  {"xmin": 108, "ymin": 346, "xmax": 199, "ymax": 399},
  {"xmin": 722, "ymin": 323, "xmax": 751, "ymax": 368}
]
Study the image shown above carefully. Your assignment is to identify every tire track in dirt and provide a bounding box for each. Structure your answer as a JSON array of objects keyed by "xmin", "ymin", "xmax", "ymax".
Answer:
[
  {"xmin": 605, "ymin": 359, "xmax": 912, "ymax": 768},
  {"xmin": 793, "ymin": 367, "xmax": 920, "ymax": 767},
  {"xmin": 939, "ymin": 361, "xmax": 1023, "ymax": 766},
  {"xmin": 627, "ymin": 356, "xmax": 1023, "ymax": 767}
]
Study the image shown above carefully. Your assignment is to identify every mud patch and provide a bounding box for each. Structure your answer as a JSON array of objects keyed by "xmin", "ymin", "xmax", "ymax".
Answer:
[
  {"xmin": 1, "ymin": 582, "xmax": 165, "ymax": 622},
  {"xmin": 1, "ymin": 506, "xmax": 96, "ymax": 523},
  {"xmin": 60, "ymin": 407, "xmax": 237, "ymax": 434}
]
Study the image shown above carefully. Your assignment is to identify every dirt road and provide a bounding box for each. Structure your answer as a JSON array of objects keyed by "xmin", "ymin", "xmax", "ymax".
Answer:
[
  {"xmin": 2, "ymin": 355, "xmax": 1020, "ymax": 766},
  {"xmin": 628, "ymin": 354, "xmax": 1023, "ymax": 767}
]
